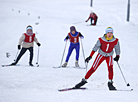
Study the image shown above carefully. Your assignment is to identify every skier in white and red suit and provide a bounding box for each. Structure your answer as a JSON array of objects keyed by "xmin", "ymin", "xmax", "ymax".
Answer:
[
  {"xmin": 74, "ymin": 27, "xmax": 120, "ymax": 90},
  {"xmin": 11, "ymin": 25, "xmax": 41, "ymax": 66}
]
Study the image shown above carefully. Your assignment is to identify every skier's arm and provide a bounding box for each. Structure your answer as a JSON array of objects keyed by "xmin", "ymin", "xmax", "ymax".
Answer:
[
  {"xmin": 34, "ymin": 37, "xmax": 39, "ymax": 44},
  {"xmin": 92, "ymin": 39, "xmax": 101, "ymax": 53},
  {"xmin": 64, "ymin": 35, "xmax": 69, "ymax": 41},
  {"xmin": 79, "ymin": 32, "xmax": 84, "ymax": 39},
  {"xmin": 34, "ymin": 37, "xmax": 41, "ymax": 46},
  {"xmin": 18, "ymin": 34, "xmax": 25, "ymax": 45},
  {"xmin": 85, "ymin": 14, "xmax": 91, "ymax": 22},
  {"xmin": 114, "ymin": 41, "xmax": 120, "ymax": 62},
  {"xmin": 114, "ymin": 41, "xmax": 120, "ymax": 56},
  {"xmin": 85, "ymin": 39, "xmax": 101, "ymax": 63}
]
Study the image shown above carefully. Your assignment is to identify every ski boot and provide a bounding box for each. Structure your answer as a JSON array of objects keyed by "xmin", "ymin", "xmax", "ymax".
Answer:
[
  {"xmin": 29, "ymin": 62, "xmax": 34, "ymax": 66},
  {"xmin": 75, "ymin": 60, "xmax": 79, "ymax": 67},
  {"xmin": 108, "ymin": 81, "xmax": 117, "ymax": 90},
  {"xmin": 62, "ymin": 62, "xmax": 68, "ymax": 67},
  {"xmin": 74, "ymin": 78, "xmax": 87, "ymax": 89},
  {"xmin": 10, "ymin": 62, "xmax": 17, "ymax": 66}
]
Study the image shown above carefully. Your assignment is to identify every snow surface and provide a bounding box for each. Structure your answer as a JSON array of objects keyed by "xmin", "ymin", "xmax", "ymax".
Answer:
[{"xmin": 0, "ymin": 0, "xmax": 138, "ymax": 102}]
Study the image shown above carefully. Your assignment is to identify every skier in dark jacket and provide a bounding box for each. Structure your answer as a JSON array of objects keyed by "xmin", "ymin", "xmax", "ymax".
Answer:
[{"xmin": 11, "ymin": 25, "xmax": 41, "ymax": 66}]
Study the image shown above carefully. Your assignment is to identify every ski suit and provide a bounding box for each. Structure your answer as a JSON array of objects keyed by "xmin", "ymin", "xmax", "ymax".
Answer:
[
  {"xmin": 86, "ymin": 13, "xmax": 98, "ymax": 25},
  {"xmin": 64, "ymin": 32, "xmax": 84, "ymax": 62},
  {"xmin": 85, "ymin": 34, "xmax": 120, "ymax": 80},
  {"xmin": 15, "ymin": 33, "xmax": 39, "ymax": 64}
]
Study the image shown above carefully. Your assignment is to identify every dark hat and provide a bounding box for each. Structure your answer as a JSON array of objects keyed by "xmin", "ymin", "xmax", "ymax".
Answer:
[{"xmin": 70, "ymin": 26, "xmax": 76, "ymax": 32}]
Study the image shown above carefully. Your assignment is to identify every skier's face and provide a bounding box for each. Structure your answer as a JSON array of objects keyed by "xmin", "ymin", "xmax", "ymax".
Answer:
[
  {"xmin": 27, "ymin": 29, "xmax": 32, "ymax": 33},
  {"xmin": 107, "ymin": 32, "xmax": 113, "ymax": 38},
  {"xmin": 71, "ymin": 31, "xmax": 76, "ymax": 34}
]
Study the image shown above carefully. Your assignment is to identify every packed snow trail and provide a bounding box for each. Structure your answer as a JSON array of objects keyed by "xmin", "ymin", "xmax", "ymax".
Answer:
[{"xmin": 0, "ymin": 0, "xmax": 138, "ymax": 102}]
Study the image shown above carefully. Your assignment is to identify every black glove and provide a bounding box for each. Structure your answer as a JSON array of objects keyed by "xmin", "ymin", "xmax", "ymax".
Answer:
[
  {"xmin": 114, "ymin": 56, "xmax": 120, "ymax": 62},
  {"xmin": 85, "ymin": 56, "xmax": 92, "ymax": 63},
  {"xmin": 37, "ymin": 43, "xmax": 41, "ymax": 46},
  {"xmin": 18, "ymin": 45, "xmax": 21, "ymax": 50}
]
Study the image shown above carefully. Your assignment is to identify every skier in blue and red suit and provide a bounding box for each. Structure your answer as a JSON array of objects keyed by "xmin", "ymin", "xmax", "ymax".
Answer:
[{"xmin": 62, "ymin": 26, "xmax": 84, "ymax": 67}]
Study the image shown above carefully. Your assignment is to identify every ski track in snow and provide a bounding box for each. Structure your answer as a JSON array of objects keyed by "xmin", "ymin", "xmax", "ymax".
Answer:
[{"xmin": 0, "ymin": 0, "xmax": 138, "ymax": 102}]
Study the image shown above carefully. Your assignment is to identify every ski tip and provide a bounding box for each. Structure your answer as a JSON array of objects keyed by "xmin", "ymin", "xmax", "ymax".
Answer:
[{"xmin": 131, "ymin": 89, "xmax": 133, "ymax": 91}]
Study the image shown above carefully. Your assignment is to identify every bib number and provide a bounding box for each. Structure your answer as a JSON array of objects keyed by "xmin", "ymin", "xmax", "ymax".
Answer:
[
  {"xmin": 29, "ymin": 36, "xmax": 32, "ymax": 42},
  {"xmin": 74, "ymin": 38, "xmax": 77, "ymax": 43},
  {"xmin": 106, "ymin": 44, "xmax": 109, "ymax": 51}
]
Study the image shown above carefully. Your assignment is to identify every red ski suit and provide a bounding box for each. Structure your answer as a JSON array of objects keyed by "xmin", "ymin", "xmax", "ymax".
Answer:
[
  {"xmin": 86, "ymin": 13, "xmax": 98, "ymax": 24},
  {"xmin": 85, "ymin": 35, "xmax": 120, "ymax": 80}
]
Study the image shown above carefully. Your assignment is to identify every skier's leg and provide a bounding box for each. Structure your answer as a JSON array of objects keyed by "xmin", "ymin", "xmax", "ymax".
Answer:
[
  {"xmin": 62, "ymin": 44, "xmax": 74, "ymax": 67},
  {"xmin": 28, "ymin": 47, "xmax": 33, "ymax": 65},
  {"xmin": 75, "ymin": 43, "xmax": 80, "ymax": 60},
  {"xmin": 93, "ymin": 18, "xmax": 98, "ymax": 25},
  {"xmin": 74, "ymin": 54, "xmax": 105, "ymax": 89},
  {"xmin": 85, "ymin": 54, "xmax": 105, "ymax": 79},
  {"xmin": 65, "ymin": 44, "xmax": 74, "ymax": 62},
  {"xmin": 106, "ymin": 56, "xmax": 116, "ymax": 90},
  {"xmin": 75, "ymin": 43, "xmax": 80, "ymax": 67},
  {"xmin": 90, "ymin": 17, "xmax": 93, "ymax": 25},
  {"xmin": 106, "ymin": 56, "xmax": 114, "ymax": 80},
  {"xmin": 12, "ymin": 48, "xmax": 27, "ymax": 64}
]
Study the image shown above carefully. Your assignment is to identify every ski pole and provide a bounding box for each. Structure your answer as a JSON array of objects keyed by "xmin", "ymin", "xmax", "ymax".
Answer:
[
  {"xmin": 116, "ymin": 62, "xmax": 130, "ymax": 86},
  {"xmin": 85, "ymin": 62, "xmax": 88, "ymax": 74},
  {"xmin": 14, "ymin": 50, "xmax": 19, "ymax": 61},
  {"xmin": 36, "ymin": 47, "xmax": 40, "ymax": 67},
  {"xmin": 80, "ymin": 38, "xmax": 87, "ymax": 70},
  {"xmin": 60, "ymin": 41, "xmax": 67, "ymax": 67}
]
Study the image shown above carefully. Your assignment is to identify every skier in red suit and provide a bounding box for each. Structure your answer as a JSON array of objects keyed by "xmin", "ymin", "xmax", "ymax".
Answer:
[
  {"xmin": 85, "ymin": 12, "xmax": 98, "ymax": 26},
  {"xmin": 74, "ymin": 27, "xmax": 120, "ymax": 90}
]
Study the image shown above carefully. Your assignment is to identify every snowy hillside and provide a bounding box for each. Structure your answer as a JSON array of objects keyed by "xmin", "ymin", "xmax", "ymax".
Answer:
[{"xmin": 0, "ymin": 0, "xmax": 138, "ymax": 102}]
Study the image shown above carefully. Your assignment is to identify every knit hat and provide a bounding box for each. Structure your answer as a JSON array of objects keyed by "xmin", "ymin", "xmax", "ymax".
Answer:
[
  {"xmin": 26, "ymin": 25, "xmax": 33, "ymax": 31},
  {"xmin": 70, "ymin": 26, "xmax": 76, "ymax": 32},
  {"xmin": 105, "ymin": 27, "xmax": 113, "ymax": 34}
]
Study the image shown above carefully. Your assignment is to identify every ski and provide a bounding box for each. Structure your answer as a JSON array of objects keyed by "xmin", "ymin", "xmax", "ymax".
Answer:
[
  {"xmin": 53, "ymin": 66, "xmax": 85, "ymax": 69},
  {"xmin": 112, "ymin": 89, "xmax": 133, "ymax": 91},
  {"xmin": 58, "ymin": 87, "xmax": 87, "ymax": 92},
  {"xmin": 1, "ymin": 64, "xmax": 20, "ymax": 67},
  {"xmin": 1, "ymin": 64, "xmax": 37, "ymax": 67},
  {"xmin": 53, "ymin": 66, "xmax": 62, "ymax": 68}
]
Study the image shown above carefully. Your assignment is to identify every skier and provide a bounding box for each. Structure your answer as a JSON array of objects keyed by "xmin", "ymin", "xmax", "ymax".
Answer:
[
  {"xmin": 11, "ymin": 25, "xmax": 41, "ymax": 66},
  {"xmin": 62, "ymin": 26, "xmax": 84, "ymax": 67},
  {"xmin": 74, "ymin": 27, "xmax": 120, "ymax": 90},
  {"xmin": 85, "ymin": 12, "xmax": 98, "ymax": 26}
]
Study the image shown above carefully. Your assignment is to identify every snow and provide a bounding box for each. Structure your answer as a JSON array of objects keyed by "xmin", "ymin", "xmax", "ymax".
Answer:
[{"xmin": 0, "ymin": 0, "xmax": 138, "ymax": 102}]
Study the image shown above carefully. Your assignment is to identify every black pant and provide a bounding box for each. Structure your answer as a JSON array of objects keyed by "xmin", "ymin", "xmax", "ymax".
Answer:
[
  {"xmin": 15, "ymin": 47, "xmax": 33, "ymax": 64},
  {"xmin": 90, "ymin": 17, "xmax": 98, "ymax": 25}
]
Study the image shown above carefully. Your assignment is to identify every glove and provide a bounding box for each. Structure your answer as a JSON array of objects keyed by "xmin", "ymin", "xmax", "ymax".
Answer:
[
  {"xmin": 85, "ymin": 56, "xmax": 92, "ymax": 63},
  {"xmin": 114, "ymin": 55, "xmax": 120, "ymax": 62},
  {"xmin": 18, "ymin": 45, "xmax": 21, "ymax": 50},
  {"xmin": 37, "ymin": 43, "xmax": 41, "ymax": 46}
]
